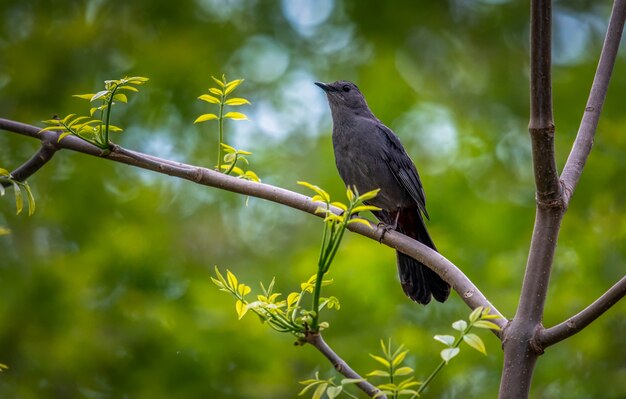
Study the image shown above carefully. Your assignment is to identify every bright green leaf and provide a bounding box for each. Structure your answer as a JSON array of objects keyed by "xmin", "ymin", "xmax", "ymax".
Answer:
[
  {"xmin": 226, "ymin": 270, "xmax": 238, "ymax": 289},
  {"xmin": 463, "ymin": 333, "xmax": 486, "ymax": 354},
  {"xmin": 224, "ymin": 79, "xmax": 244, "ymax": 95},
  {"xmin": 223, "ymin": 111, "xmax": 248, "ymax": 120},
  {"xmin": 366, "ymin": 370, "xmax": 390, "ymax": 378},
  {"xmin": 433, "ymin": 334, "xmax": 455, "ymax": 346},
  {"xmin": 235, "ymin": 300, "xmax": 248, "ymax": 319},
  {"xmin": 440, "ymin": 347, "xmax": 460, "ymax": 363},
  {"xmin": 326, "ymin": 385, "xmax": 342, "ymax": 399},
  {"xmin": 194, "ymin": 113, "xmax": 219, "ymax": 123},
  {"xmin": 209, "ymin": 87, "xmax": 223, "ymax": 96},
  {"xmin": 469, "ymin": 306, "xmax": 484, "ymax": 323},
  {"xmin": 73, "ymin": 93, "xmax": 96, "ymax": 100},
  {"xmin": 352, "ymin": 205, "xmax": 382, "ymax": 213},
  {"xmin": 392, "ymin": 350, "xmax": 408, "ymax": 367},
  {"xmin": 198, "ymin": 94, "xmax": 221, "ymax": 104},
  {"xmin": 312, "ymin": 382, "xmax": 328, "ymax": 399},
  {"xmin": 452, "ymin": 320, "xmax": 468, "ymax": 332},
  {"xmin": 347, "ymin": 217, "xmax": 374, "ymax": 228},
  {"xmin": 358, "ymin": 188, "xmax": 381, "ymax": 202},
  {"xmin": 369, "ymin": 354, "xmax": 390, "ymax": 368},
  {"xmin": 112, "ymin": 93, "xmax": 128, "ymax": 103},
  {"xmin": 393, "ymin": 367, "xmax": 414, "ymax": 377},
  {"xmin": 211, "ymin": 76, "xmax": 225, "ymax": 87},
  {"xmin": 473, "ymin": 320, "xmax": 501, "ymax": 331},
  {"xmin": 225, "ymin": 97, "xmax": 250, "ymax": 106}
]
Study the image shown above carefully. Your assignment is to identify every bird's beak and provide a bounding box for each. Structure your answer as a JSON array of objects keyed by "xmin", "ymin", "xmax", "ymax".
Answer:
[{"xmin": 315, "ymin": 82, "xmax": 337, "ymax": 92}]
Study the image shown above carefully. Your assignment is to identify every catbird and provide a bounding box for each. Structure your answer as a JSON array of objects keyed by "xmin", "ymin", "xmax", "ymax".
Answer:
[{"xmin": 315, "ymin": 80, "xmax": 450, "ymax": 305}]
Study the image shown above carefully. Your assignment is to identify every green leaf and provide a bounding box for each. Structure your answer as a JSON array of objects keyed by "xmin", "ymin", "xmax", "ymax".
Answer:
[
  {"xmin": 287, "ymin": 292, "xmax": 300, "ymax": 308},
  {"xmin": 297, "ymin": 181, "xmax": 330, "ymax": 203},
  {"xmin": 224, "ymin": 79, "xmax": 244, "ymax": 95},
  {"xmin": 452, "ymin": 320, "xmax": 468, "ymax": 332},
  {"xmin": 118, "ymin": 85, "xmax": 139, "ymax": 92},
  {"xmin": 226, "ymin": 270, "xmax": 238, "ymax": 290},
  {"xmin": 326, "ymin": 385, "xmax": 342, "ymax": 399},
  {"xmin": 392, "ymin": 350, "xmax": 408, "ymax": 367},
  {"xmin": 244, "ymin": 170, "xmax": 260, "ymax": 182},
  {"xmin": 24, "ymin": 183, "xmax": 35, "ymax": 216},
  {"xmin": 194, "ymin": 113, "xmax": 219, "ymax": 123},
  {"xmin": 433, "ymin": 334, "xmax": 455, "ymax": 346},
  {"xmin": 469, "ymin": 306, "xmax": 484, "ymax": 323},
  {"xmin": 0, "ymin": 168, "xmax": 9, "ymax": 177},
  {"xmin": 366, "ymin": 369, "xmax": 390, "ymax": 378},
  {"xmin": 237, "ymin": 284, "xmax": 251, "ymax": 296},
  {"xmin": 330, "ymin": 201, "xmax": 347, "ymax": 211},
  {"xmin": 235, "ymin": 300, "xmax": 248, "ymax": 319},
  {"xmin": 125, "ymin": 76, "xmax": 149, "ymax": 84},
  {"xmin": 312, "ymin": 382, "xmax": 328, "ymax": 399},
  {"xmin": 463, "ymin": 333, "xmax": 486, "ymax": 354},
  {"xmin": 91, "ymin": 90, "xmax": 109, "ymax": 101},
  {"xmin": 393, "ymin": 366, "xmax": 414, "ymax": 376},
  {"xmin": 223, "ymin": 111, "xmax": 248, "ymax": 120},
  {"xmin": 473, "ymin": 320, "xmax": 501, "ymax": 331},
  {"xmin": 224, "ymin": 97, "xmax": 250, "ymax": 106},
  {"xmin": 347, "ymin": 217, "xmax": 374, "ymax": 228},
  {"xmin": 73, "ymin": 93, "xmax": 96, "ymax": 100},
  {"xmin": 198, "ymin": 94, "xmax": 221, "ymax": 104},
  {"xmin": 440, "ymin": 347, "xmax": 460, "ymax": 363},
  {"xmin": 358, "ymin": 188, "xmax": 380, "ymax": 202},
  {"xmin": 209, "ymin": 87, "xmax": 223, "ymax": 96},
  {"xmin": 112, "ymin": 93, "xmax": 128, "ymax": 103},
  {"xmin": 211, "ymin": 76, "xmax": 225, "ymax": 87},
  {"xmin": 351, "ymin": 205, "xmax": 382, "ymax": 213},
  {"xmin": 369, "ymin": 354, "xmax": 390, "ymax": 368},
  {"xmin": 13, "ymin": 183, "xmax": 23, "ymax": 215},
  {"xmin": 0, "ymin": 227, "xmax": 10, "ymax": 235},
  {"xmin": 346, "ymin": 187, "xmax": 355, "ymax": 202}
]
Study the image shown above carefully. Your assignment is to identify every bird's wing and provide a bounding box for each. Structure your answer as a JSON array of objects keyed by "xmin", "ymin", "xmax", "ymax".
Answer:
[{"xmin": 376, "ymin": 124, "xmax": 430, "ymax": 219}]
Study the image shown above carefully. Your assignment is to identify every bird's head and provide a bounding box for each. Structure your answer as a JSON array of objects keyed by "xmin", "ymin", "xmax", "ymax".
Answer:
[{"xmin": 315, "ymin": 80, "xmax": 373, "ymax": 117}]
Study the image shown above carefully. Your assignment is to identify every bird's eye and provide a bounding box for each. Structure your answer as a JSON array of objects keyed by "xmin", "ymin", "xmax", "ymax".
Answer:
[{"xmin": 342, "ymin": 85, "xmax": 351, "ymax": 92}]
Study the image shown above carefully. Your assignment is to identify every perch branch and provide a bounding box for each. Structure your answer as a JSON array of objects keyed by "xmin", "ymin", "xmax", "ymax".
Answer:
[{"xmin": 0, "ymin": 118, "xmax": 507, "ymax": 330}]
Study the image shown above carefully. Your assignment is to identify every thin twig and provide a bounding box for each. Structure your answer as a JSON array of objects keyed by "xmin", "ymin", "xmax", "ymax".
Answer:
[
  {"xmin": 561, "ymin": 0, "xmax": 626, "ymax": 206},
  {"xmin": 537, "ymin": 275, "xmax": 626, "ymax": 348},
  {"xmin": 305, "ymin": 332, "xmax": 385, "ymax": 399},
  {"xmin": 0, "ymin": 118, "xmax": 507, "ymax": 329}
]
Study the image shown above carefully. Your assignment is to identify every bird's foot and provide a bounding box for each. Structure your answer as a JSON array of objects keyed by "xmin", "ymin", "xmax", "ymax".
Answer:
[{"xmin": 377, "ymin": 222, "xmax": 395, "ymax": 243}]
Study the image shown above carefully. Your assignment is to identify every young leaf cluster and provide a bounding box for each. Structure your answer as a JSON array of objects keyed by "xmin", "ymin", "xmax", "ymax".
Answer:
[
  {"xmin": 212, "ymin": 183, "xmax": 379, "ymax": 338},
  {"xmin": 0, "ymin": 168, "xmax": 35, "ymax": 216},
  {"xmin": 220, "ymin": 143, "xmax": 260, "ymax": 182},
  {"xmin": 297, "ymin": 181, "xmax": 380, "ymax": 331},
  {"xmin": 195, "ymin": 75, "xmax": 255, "ymax": 176},
  {"xmin": 40, "ymin": 76, "xmax": 148, "ymax": 149},
  {"xmin": 368, "ymin": 340, "xmax": 421, "ymax": 398},
  {"xmin": 418, "ymin": 306, "xmax": 501, "ymax": 395},
  {"xmin": 211, "ymin": 267, "xmax": 338, "ymax": 337},
  {"xmin": 298, "ymin": 372, "xmax": 364, "ymax": 399}
]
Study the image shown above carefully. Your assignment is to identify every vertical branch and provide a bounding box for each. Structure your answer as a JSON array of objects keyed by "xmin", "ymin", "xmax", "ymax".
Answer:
[
  {"xmin": 561, "ymin": 0, "xmax": 626, "ymax": 205},
  {"xmin": 500, "ymin": 0, "xmax": 561, "ymax": 397}
]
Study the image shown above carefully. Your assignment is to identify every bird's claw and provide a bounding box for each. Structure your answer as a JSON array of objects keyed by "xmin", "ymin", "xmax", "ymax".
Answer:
[{"xmin": 377, "ymin": 222, "xmax": 393, "ymax": 243}]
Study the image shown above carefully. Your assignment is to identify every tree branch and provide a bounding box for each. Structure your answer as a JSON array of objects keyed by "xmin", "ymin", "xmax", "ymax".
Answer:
[
  {"xmin": 537, "ymin": 275, "xmax": 626, "ymax": 348},
  {"xmin": 561, "ymin": 0, "xmax": 626, "ymax": 206},
  {"xmin": 305, "ymin": 332, "xmax": 384, "ymax": 398},
  {"xmin": 1, "ymin": 135, "xmax": 58, "ymax": 187},
  {"xmin": 528, "ymin": 0, "xmax": 559, "ymax": 203},
  {"xmin": 0, "ymin": 118, "xmax": 507, "ymax": 330},
  {"xmin": 500, "ymin": 1, "xmax": 559, "ymax": 397}
]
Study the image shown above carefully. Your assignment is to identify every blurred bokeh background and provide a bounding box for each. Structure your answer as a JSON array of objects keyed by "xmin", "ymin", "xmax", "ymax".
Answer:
[{"xmin": 1, "ymin": 0, "xmax": 625, "ymax": 397}]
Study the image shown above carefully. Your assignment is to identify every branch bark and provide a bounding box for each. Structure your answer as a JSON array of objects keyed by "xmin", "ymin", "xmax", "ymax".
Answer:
[
  {"xmin": 499, "ymin": 1, "xmax": 626, "ymax": 398},
  {"xmin": 538, "ymin": 275, "xmax": 626, "ymax": 348},
  {"xmin": 306, "ymin": 332, "xmax": 385, "ymax": 398},
  {"xmin": 561, "ymin": 0, "xmax": 626, "ymax": 206},
  {"xmin": 0, "ymin": 118, "xmax": 507, "ymax": 330}
]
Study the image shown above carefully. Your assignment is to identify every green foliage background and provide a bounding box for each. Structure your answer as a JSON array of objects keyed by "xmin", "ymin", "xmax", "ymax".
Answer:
[{"xmin": 1, "ymin": 0, "xmax": 625, "ymax": 397}]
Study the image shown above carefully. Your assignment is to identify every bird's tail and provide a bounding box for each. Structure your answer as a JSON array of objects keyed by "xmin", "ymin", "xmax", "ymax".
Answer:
[{"xmin": 395, "ymin": 210, "xmax": 450, "ymax": 304}]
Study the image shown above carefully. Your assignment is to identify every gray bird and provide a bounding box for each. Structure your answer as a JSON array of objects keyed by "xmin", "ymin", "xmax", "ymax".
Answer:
[{"xmin": 315, "ymin": 80, "xmax": 450, "ymax": 305}]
